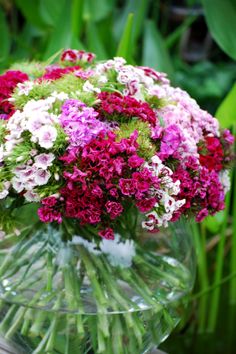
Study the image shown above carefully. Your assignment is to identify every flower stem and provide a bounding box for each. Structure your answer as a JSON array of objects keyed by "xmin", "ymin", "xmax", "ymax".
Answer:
[{"xmin": 207, "ymin": 188, "xmax": 231, "ymax": 332}]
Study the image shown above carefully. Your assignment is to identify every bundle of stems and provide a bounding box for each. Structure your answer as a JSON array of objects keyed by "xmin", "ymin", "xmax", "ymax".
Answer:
[{"xmin": 0, "ymin": 224, "xmax": 191, "ymax": 354}]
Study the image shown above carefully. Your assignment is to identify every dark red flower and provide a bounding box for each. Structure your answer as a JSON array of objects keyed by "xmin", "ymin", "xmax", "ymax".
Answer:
[
  {"xmin": 0, "ymin": 70, "xmax": 28, "ymax": 118},
  {"xmin": 97, "ymin": 92, "xmax": 157, "ymax": 126}
]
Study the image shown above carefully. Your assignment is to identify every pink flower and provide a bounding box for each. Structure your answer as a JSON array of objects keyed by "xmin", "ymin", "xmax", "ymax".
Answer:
[
  {"xmin": 38, "ymin": 206, "xmax": 62, "ymax": 223},
  {"xmin": 105, "ymin": 201, "xmax": 123, "ymax": 219},
  {"xmin": 196, "ymin": 208, "xmax": 209, "ymax": 222},
  {"xmin": 92, "ymin": 185, "xmax": 103, "ymax": 198},
  {"xmin": 223, "ymin": 129, "xmax": 234, "ymax": 145},
  {"xmin": 61, "ymin": 49, "xmax": 95, "ymax": 63},
  {"xmin": 159, "ymin": 124, "xmax": 182, "ymax": 159},
  {"xmin": 98, "ymin": 228, "xmax": 114, "ymax": 240},
  {"xmin": 109, "ymin": 188, "xmax": 119, "ymax": 198},
  {"xmin": 128, "ymin": 155, "xmax": 144, "ymax": 168},
  {"xmin": 41, "ymin": 196, "xmax": 58, "ymax": 207},
  {"xmin": 136, "ymin": 198, "xmax": 156, "ymax": 212},
  {"xmin": 119, "ymin": 179, "xmax": 136, "ymax": 195}
]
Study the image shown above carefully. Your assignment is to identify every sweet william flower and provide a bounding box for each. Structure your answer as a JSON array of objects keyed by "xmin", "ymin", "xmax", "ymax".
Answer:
[
  {"xmin": 98, "ymin": 228, "xmax": 115, "ymax": 240},
  {"xmin": 36, "ymin": 125, "xmax": 57, "ymax": 149},
  {"xmin": 38, "ymin": 206, "xmax": 62, "ymax": 223},
  {"xmin": 136, "ymin": 198, "xmax": 156, "ymax": 212},
  {"xmin": 34, "ymin": 153, "xmax": 55, "ymax": 169},
  {"xmin": 34, "ymin": 169, "xmax": 51, "ymax": 186},
  {"xmin": 0, "ymin": 49, "xmax": 233, "ymax": 236},
  {"xmin": 105, "ymin": 201, "xmax": 123, "ymax": 219},
  {"xmin": 196, "ymin": 208, "xmax": 209, "ymax": 222},
  {"xmin": 223, "ymin": 129, "xmax": 234, "ymax": 145},
  {"xmin": 41, "ymin": 196, "xmax": 58, "ymax": 207},
  {"xmin": 119, "ymin": 179, "xmax": 136, "ymax": 195},
  {"xmin": 128, "ymin": 154, "xmax": 145, "ymax": 168}
]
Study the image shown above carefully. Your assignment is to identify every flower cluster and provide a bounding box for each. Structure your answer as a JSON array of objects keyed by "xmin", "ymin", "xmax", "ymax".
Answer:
[
  {"xmin": 0, "ymin": 49, "xmax": 234, "ymax": 240},
  {"xmin": 61, "ymin": 49, "xmax": 95, "ymax": 64},
  {"xmin": 41, "ymin": 65, "xmax": 81, "ymax": 81},
  {"xmin": 0, "ymin": 70, "xmax": 28, "ymax": 118}
]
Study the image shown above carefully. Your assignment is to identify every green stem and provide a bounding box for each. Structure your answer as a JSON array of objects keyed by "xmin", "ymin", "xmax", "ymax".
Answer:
[
  {"xmin": 0, "ymin": 305, "xmax": 18, "ymax": 333},
  {"xmin": 192, "ymin": 270, "xmax": 236, "ymax": 300},
  {"xmin": 78, "ymin": 246, "xmax": 108, "ymax": 307},
  {"xmin": 193, "ymin": 222, "xmax": 209, "ymax": 332},
  {"xmin": 45, "ymin": 295, "xmax": 62, "ymax": 352},
  {"xmin": 5, "ymin": 306, "xmax": 27, "ymax": 339},
  {"xmin": 207, "ymin": 188, "xmax": 231, "ymax": 332},
  {"xmin": 46, "ymin": 251, "xmax": 54, "ymax": 292}
]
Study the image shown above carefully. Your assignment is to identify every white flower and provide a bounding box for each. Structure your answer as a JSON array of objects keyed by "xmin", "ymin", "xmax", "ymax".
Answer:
[
  {"xmin": 0, "ymin": 190, "xmax": 9, "ymax": 199},
  {"xmin": 0, "ymin": 182, "xmax": 10, "ymax": 199},
  {"xmin": 51, "ymin": 91, "xmax": 69, "ymax": 100},
  {"xmin": 26, "ymin": 116, "xmax": 45, "ymax": 133},
  {"xmin": 36, "ymin": 125, "xmax": 57, "ymax": 149},
  {"xmin": 34, "ymin": 169, "xmax": 51, "ymax": 185},
  {"xmin": 24, "ymin": 190, "xmax": 40, "ymax": 202},
  {"xmin": 83, "ymin": 81, "xmax": 101, "ymax": 93},
  {"xmin": 34, "ymin": 153, "xmax": 55, "ymax": 169},
  {"xmin": 219, "ymin": 170, "xmax": 231, "ymax": 194},
  {"xmin": 97, "ymin": 75, "xmax": 108, "ymax": 84},
  {"xmin": 17, "ymin": 81, "xmax": 35, "ymax": 96},
  {"xmin": 12, "ymin": 178, "xmax": 24, "ymax": 193}
]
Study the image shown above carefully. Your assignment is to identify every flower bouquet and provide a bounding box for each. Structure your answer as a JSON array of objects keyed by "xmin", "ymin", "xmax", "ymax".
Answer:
[{"xmin": 0, "ymin": 49, "xmax": 234, "ymax": 354}]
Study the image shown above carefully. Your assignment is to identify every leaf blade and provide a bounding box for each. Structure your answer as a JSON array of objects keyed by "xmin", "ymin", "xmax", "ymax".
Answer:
[
  {"xmin": 142, "ymin": 20, "xmax": 174, "ymax": 80},
  {"xmin": 201, "ymin": 0, "xmax": 236, "ymax": 59},
  {"xmin": 215, "ymin": 83, "xmax": 236, "ymax": 128},
  {"xmin": 116, "ymin": 13, "xmax": 134, "ymax": 62}
]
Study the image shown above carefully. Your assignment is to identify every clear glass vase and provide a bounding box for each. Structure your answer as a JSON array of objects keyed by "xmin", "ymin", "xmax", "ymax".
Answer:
[{"xmin": 0, "ymin": 218, "xmax": 195, "ymax": 354}]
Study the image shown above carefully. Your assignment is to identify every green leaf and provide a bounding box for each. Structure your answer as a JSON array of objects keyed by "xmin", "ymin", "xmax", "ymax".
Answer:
[
  {"xmin": 203, "ymin": 212, "xmax": 225, "ymax": 233},
  {"xmin": 166, "ymin": 15, "xmax": 197, "ymax": 49},
  {"xmin": 86, "ymin": 21, "xmax": 108, "ymax": 60},
  {"xmin": 39, "ymin": 0, "xmax": 66, "ymax": 27},
  {"xmin": 114, "ymin": 0, "xmax": 150, "ymax": 42},
  {"xmin": 142, "ymin": 20, "xmax": 174, "ymax": 80},
  {"xmin": 96, "ymin": 17, "xmax": 116, "ymax": 57},
  {"xmin": 71, "ymin": 0, "xmax": 84, "ymax": 37},
  {"xmin": 43, "ymin": 0, "xmax": 84, "ymax": 60},
  {"xmin": 215, "ymin": 83, "xmax": 236, "ymax": 128},
  {"xmin": 201, "ymin": 0, "xmax": 236, "ymax": 59},
  {"xmin": 83, "ymin": 0, "xmax": 114, "ymax": 22},
  {"xmin": 0, "ymin": 8, "xmax": 10, "ymax": 65},
  {"xmin": 14, "ymin": 0, "xmax": 46, "ymax": 29},
  {"xmin": 116, "ymin": 13, "xmax": 134, "ymax": 62}
]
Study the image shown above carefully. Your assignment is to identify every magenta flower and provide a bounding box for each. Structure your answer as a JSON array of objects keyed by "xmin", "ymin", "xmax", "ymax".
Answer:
[
  {"xmin": 105, "ymin": 201, "xmax": 123, "ymax": 219},
  {"xmin": 98, "ymin": 228, "xmax": 115, "ymax": 240}
]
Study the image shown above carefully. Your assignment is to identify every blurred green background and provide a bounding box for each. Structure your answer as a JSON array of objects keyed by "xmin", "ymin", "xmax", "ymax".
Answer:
[{"xmin": 0, "ymin": 0, "xmax": 236, "ymax": 353}]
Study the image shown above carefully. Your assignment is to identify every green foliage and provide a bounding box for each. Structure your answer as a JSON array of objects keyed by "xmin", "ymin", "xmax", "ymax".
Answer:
[
  {"xmin": 201, "ymin": 0, "xmax": 236, "ymax": 60},
  {"xmin": 53, "ymin": 124, "xmax": 68, "ymax": 152},
  {"xmin": 10, "ymin": 61, "xmax": 46, "ymax": 78},
  {"xmin": 215, "ymin": 83, "xmax": 236, "ymax": 128},
  {"xmin": 13, "ymin": 81, "xmax": 52, "ymax": 109},
  {"xmin": 6, "ymin": 140, "xmax": 32, "ymax": 169},
  {"xmin": 0, "ymin": 120, "xmax": 6, "ymax": 144},
  {"xmin": 142, "ymin": 20, "xmax": 174, "ymax": 80},
  {"xmin": 0, "ymin": 7, "xmax": 10, "ymax": 67},
  {"xmin": 116, "ymin": 13, "xmax": 134, "ymax": 62}
]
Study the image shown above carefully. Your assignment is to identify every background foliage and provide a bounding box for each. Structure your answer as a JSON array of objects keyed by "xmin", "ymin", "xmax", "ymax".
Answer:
[{"xmin": 0, "ymin": 0, "xmax": 236, "ymax": 353}]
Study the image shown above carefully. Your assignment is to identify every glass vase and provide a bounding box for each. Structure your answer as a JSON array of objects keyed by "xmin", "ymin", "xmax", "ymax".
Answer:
[{"xmin": 0, "ymin": 219, "xmax": 195, "ymax": 354}]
